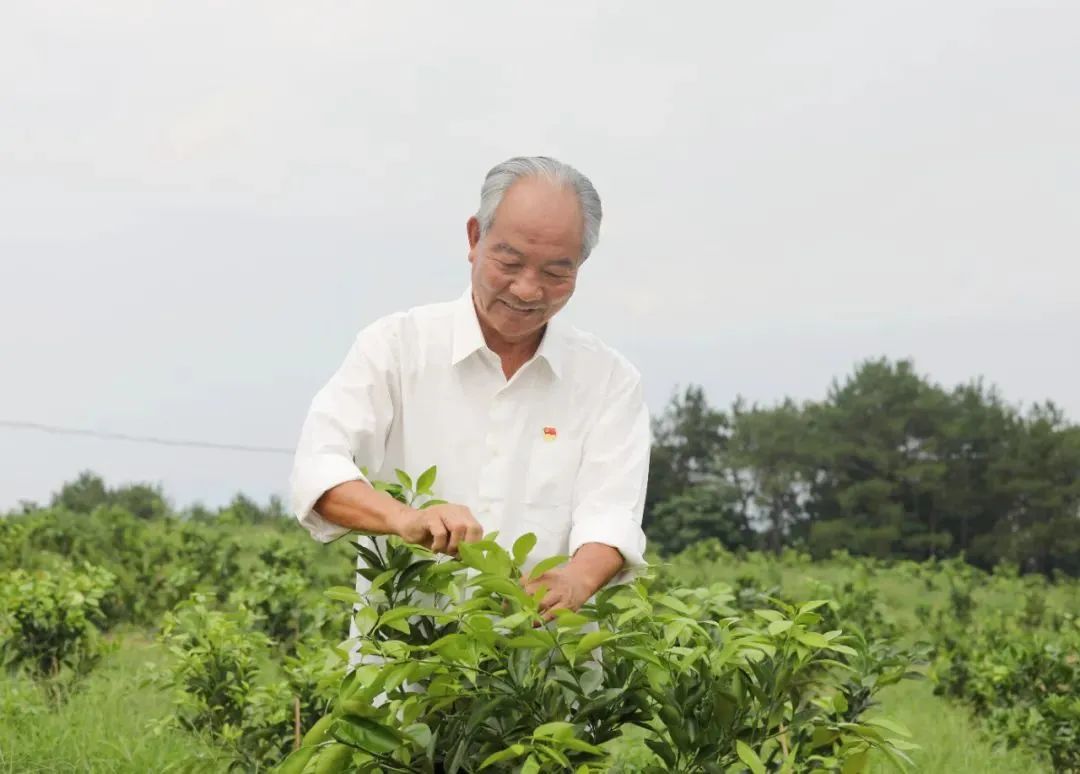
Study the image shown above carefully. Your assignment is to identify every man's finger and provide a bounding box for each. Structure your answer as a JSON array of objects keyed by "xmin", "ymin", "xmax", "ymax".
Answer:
[
  {"xmin": 428, "ymin": 519, "xmax": 449, "ymax": 554},
  {"xmin": 521, "ymin": 570, "xmax": 548, "ymax": 592},
  {"xmin": 540, "ymin": 593, "xmax": 567, "ymax": 623},
  {"xmin": 464, "ymin": 521, "xmax": 484, "ymax": 544},
  {"xmin": 524, "ymin": 582, "xmax": 550, "ymax": 602},
  {"xmin": 521, "ymin": 576, "xmax": 546, "ymax": 596},
  {"xmin": 538, "ymin": 589, "xmax": 561, "ymax": 613},
  {"xmin": 532, "ymin": 589, "xmax": 562, "ymax": 626},
  {"xmin": 447, "ymin": 523, "xmax": 468, "ymax": 556}
]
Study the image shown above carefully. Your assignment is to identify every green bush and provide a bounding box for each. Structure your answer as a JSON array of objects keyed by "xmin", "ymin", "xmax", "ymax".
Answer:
[
  {"xmin": 227, "ymin": 558, "xmax": 346, "ymax": 656},
  {"xmin": 0, "ymin": 562, "xmax": 115, "ymax": 685},
  {"xmin": 931, "ymin": 594, "xmax": 1080, "ymax": 771},
  {"xmin": 279, "ymin": 487, "xmax": 923, "ymax": 774},
  {"xmin": 158, "ymin": 593, "xmax": 339, "ymax": 771}
]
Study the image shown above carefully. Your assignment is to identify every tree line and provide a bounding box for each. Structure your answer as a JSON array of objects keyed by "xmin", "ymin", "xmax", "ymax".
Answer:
[
  {"xmin": 645, "ymin": 357, "xmax": 1080, "ymax": 575},
  {"xmin": 13, "ymin": 471, "xmax": 288, "ymax": 526}
]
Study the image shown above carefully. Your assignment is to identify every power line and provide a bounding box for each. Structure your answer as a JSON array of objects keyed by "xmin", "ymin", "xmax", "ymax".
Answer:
[{"xmin": 0, "ymin": 419, "xmax": 293, "ymax": 456}]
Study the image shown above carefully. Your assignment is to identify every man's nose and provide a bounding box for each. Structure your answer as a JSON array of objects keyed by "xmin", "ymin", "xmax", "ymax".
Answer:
[{"xmin": 510, "ymin": 274, "xmax": 544, "ymax": 304}]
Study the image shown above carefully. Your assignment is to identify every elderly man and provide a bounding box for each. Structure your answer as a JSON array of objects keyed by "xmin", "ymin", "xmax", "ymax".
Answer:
[{"xmin": 289, "ymin": 156, "xmax": 649, "ymax": 619}]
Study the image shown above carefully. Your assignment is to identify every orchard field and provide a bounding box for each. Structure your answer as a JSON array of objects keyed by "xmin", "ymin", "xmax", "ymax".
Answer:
[{"xmin": 1, "ymin": 470, "xmax": 1077, "ymax": 773}]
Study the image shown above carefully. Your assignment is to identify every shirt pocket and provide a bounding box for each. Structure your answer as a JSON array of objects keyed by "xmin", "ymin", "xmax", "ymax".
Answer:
[
  {"xmin": 516, "ymin": 504, "xmax": 573, "ymax": 571},
  {"xmin": 522, "ymin": 433, "xmax": 581, "ymax": 508}
]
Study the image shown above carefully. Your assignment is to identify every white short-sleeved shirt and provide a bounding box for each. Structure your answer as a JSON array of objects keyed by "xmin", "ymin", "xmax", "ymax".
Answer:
[{"xmin": 289, "ymin": 287, "xmax": 650, "ymax": 587}]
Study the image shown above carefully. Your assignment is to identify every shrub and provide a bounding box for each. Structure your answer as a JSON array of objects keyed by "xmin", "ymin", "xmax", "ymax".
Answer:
[
  {"xmin": 158, "ymin": 594, "xmax": 331, "ymax": 771},
  {"xmin": 281, "ymin": 532, "xmax": 922, "ymax": 773},
  {"xmin": 932, "ymin": 604, "xmax": 1080, "ymax": 771},
  {"xmin": 0, "ymin": 562, "xmax": 115, "ymax": 687},
  {"xmin": 229, "ymin": 568, "xmax": 344, "ymax": 655}
]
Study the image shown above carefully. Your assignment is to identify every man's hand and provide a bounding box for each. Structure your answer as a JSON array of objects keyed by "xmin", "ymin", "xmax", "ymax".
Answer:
[
  {"xmin": 520, "ymin": 543, "xmax": 625, "ymax": 621},
  {"xmin": 521, "ymin": 563, "xmax": 595, "ymax": 621},
  {"xmin": 392, "ymin": 503, "xmax": 483, "ymax": 556}
]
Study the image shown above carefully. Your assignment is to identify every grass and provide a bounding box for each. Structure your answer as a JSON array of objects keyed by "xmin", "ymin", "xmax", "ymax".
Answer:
[
  {"xmin": 867, "ymin": 679, "xmax": 1048, "ymax": 773},
  {"xmin": 0, "ymin": 631, "xmax": 222, "ymax": 774}
]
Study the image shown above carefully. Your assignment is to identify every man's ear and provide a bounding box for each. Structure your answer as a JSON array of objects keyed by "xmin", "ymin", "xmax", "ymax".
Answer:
[{"xmin": 466, "ymin": 216, "xmax": 482, "ymax": 253}]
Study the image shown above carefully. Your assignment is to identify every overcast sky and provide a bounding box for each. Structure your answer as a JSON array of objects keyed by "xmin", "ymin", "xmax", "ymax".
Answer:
[{"xmin": 2, "ymin": 2, "xmax": 1077, "ymax": 511}]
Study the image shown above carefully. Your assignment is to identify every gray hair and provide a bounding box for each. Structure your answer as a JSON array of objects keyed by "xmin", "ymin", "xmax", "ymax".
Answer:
[{"xmin": 475, "ymin": 156, "xmax": 602, "ymax": 261}]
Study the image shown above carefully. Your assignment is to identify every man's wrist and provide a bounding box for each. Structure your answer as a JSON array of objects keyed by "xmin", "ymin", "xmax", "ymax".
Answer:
[
  {"xmin": 378, "ymin": 498, "xmax": 413, "ymax": 537},
  {"xmin": 568, "ymin": 543, "xmax": 624, "ymax": 594}
]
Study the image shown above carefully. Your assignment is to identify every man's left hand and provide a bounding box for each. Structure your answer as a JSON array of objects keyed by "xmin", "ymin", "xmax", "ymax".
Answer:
[{"xmin": 521, "ymin": 564, "xmax": 594, "ymax": 621}]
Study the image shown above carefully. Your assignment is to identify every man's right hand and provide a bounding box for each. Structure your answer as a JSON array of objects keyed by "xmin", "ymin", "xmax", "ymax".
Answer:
[{"xmin": 392, "ymin": 503, "xmax": 483, "ymax": 556}]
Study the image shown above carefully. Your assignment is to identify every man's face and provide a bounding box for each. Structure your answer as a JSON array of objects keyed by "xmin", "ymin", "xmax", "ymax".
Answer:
[{"xmin": 467, "ymin": 177, "xmax": 584, "ymax": 345}]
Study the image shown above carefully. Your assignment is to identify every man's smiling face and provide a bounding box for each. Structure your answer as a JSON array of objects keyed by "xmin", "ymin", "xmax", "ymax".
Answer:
[{"xmin": 467, "ymin": 176, "xmax": 584, "ymax": 346}]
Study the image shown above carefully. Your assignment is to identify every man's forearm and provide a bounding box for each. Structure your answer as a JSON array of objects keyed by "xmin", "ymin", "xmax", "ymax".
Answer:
[
  {"xmin": 314, "ymin": 480, "xmax": 410, "ymax": 536},
  {"xmin": 568, "ymin": 542, "xmax": 625, "ymax": 594}
]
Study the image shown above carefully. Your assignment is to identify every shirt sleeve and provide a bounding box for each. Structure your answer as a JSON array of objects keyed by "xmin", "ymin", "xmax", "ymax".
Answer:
[
  {"xmin": 568, "ymin": 362, "xmax": 651, "ymax": 585},
  {"xmin": 289, "ymin": 318, "xmax": 399, "ymax": 543}
]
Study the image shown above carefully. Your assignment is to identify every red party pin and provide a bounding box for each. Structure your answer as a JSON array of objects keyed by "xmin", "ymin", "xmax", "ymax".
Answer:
[{"xmin": 542, "ymin": 426, "xmax": 557, "ymax": 442}]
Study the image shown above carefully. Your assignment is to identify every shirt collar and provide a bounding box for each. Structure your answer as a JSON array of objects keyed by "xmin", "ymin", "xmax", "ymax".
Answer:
[
  {"xmin": 450, "ymin": 287, "xmax": 565, "ymax": 380},
  {"xmin": 451, "ymin": 287, "xmax": 487, "ymax": 366}
]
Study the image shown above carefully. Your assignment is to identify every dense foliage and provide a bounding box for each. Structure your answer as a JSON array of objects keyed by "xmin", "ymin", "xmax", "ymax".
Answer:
[
  {"xmin": 280, "ymin": 474, "xmax": 922, "ymax": 773},
  {"xmin": 3, "ymin": 484, "xmax": 1078, "ymax": 770},
  {"xmin": 920, "ymin": 563, "xmax": 1080, "ymax": 771},
  {"xmin": 646, "ymin": 358, "xmax": 1080, "ymax": 574},
  {"xmin": 0, "ymin": 562, "xmax": 114, "ymax": 690}
]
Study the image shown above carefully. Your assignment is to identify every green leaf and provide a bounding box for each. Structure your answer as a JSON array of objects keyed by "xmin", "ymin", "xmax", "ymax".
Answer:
[
  {"xmin": 833, "ymin": 693, "xmax": 849, "ymax": 714},
  {"xmin": 480, "ymin": 744, "xmax": 527, "ymax": 769},
  {"xmin": 300, "ymin": 713, "xmax": 336, "ymax": 746},
  {"xmin": 810, "ymin": 727, "xmax": 839, "ymax": 749},
  {"xmin": 331, "ymin": 715, "xmax": 402, "ymax": 755},
  {"xmin": 507, "ymin": 631, "xmax": 553, "ymax": 649},
  {"xmin": 311, "ymin": 743, "xmax": 354, "ymax": 773},
  {"xmin": 383, "ymin": 662, "xmax": 417, "ymax": 694},
  {"xmin": 521, "ymin": 755, "xmax": 541, "ymax": 774},
  {"xmin": 878, "ymin": 742, "xmax": 916, "ymax": 770},
  {"xmin": 353, "ymin": 605, "xmax": 378, "ymax": 636},
  {"xmin": 828, "ymin": 643, "xmax": 859, "ymax": 656},
  {"xmin": 378, "ymin": 606, "xmax": 421, "ymax": 627},
  {"xmin": 415, "ymin": 465, "xmax": 437, "ymax": 495},
  {"xmin": 768, "ymin": 620, "xmax": 794, "ymax": 636},
  {"xmin": 395, "ymin": 469, "xmax": 413, "ymax": 491},
  {"xmin": 614, "ymin": 644, "xmax": 662, "ymax": 666},
  {"xmin": 575, "ymin": 629, "xmax": 616, "ymax": 655},
  {"xmin": 528, "ymin": 555, "xmax": 569, "ymax": 580},
  {"xmin": 864, "ymin": 717, "xmax": 913, "ymax": 737},
  {"xmin": 513, "ymin": 533, "xmax": 538, "ymax": 567},
  {"xmin": 754, "ymin": 609, "xmax": 785, "ymax": 623},
  {"xmin": 325, "ymin": 586, "xmax": 363, "ymax": 605},
  {"xmin": 368, "ymin": 569, "xmax": 397, "ymax": 593},
  {"xmin": 456, "ymin": 542, "xmax": 495, "ymax": 574},
  {"xmin": 536, "ymin": 742, "xmax": 572, "ymax": 769},
  {"xmin": 795, "ymin": 631, "xmax": 831, "ymax": 648},
  {"xmin": 646, "ymin": 738, "xmax": 678, "ymax": 768},
  {"xmin": 552, "ymin": 609, "xmax": 590, "ymax": 629},
  {"xmin": 736, "ymin": 740, "xmax": 766, "ymax": 774},
  {"xmin": 533, "ymin": 721, "xmax": 576, "ymax": 740},
  {"xmin": 842, "ymin": 748, "xmax": 870, "ymax": 774},
  {"xmin": 560, "ymin": 738, "xmax": 605, "ymax": 754},
  {"xmin": 419, "ymin": 498, "xmax": 447, "ymax": 510},
  {"xmin": 655, "ymin": 594, "xmax": 693, "ymax": 615},
  {"xmin": 402, "ymin": 722, "xmax": 432, "ymax": 749},
  {"xmin": 276, "ymin": 745, "xmax": 317, "ymax": 774}
]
